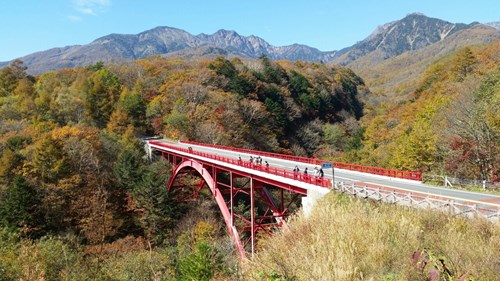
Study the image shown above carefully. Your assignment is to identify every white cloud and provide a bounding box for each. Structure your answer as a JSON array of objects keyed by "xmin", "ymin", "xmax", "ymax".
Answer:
[
  {"xmin": 72, "ymin": 0, "xmax": 111, "ymax": 16},
  {"xmin": 67, "ymin": 15, "xmax": 82, "ymax": 22}
]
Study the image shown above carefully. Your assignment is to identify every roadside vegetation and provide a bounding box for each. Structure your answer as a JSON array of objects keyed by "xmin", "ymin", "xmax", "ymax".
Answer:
[{"xmin": 246, "ymin": 193, "xmax": 500, "ymax": 280}]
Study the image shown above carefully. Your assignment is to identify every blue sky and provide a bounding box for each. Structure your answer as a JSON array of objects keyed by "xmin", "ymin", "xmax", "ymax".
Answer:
[{"xmin": 0, "ymin": 0, "xmax": 498, "ymax": 62}]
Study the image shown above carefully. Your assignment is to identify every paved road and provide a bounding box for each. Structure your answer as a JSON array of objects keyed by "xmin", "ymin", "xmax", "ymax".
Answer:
[{"xmin": 160, "ymin": 140, "xmax": 500, "ymax": 208}]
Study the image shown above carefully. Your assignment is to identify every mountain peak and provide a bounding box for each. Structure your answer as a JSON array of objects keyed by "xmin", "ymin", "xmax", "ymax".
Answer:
[
  {"xmin": 145, "ymin": 26, "xmax": 185, "ymax": 33},
  {"xmin": 213, "ymin": 29, "xmax": 240, "ymax": 37},
  {"xmin": 334, "ymin": 13, "xmax": 473, "ymax": 65},
  {"xmin": 404, "ymin": 12, "xmax": 427, "ymax": 18}
]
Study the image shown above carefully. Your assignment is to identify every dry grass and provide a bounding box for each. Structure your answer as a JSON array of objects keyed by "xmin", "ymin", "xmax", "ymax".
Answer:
[{"xmin": 245, "ymin": 193, "xmax": 500, "ymax": 280}]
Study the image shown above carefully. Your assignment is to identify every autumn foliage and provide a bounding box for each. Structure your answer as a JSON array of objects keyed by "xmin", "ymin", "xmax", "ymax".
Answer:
[
  {"xmin": 0, "ymin": 40, "xmax": 498, "ymax": 278},
  {"xmin": 352, "ymin": 42, "xmax": 499, "ymax": 182},
  {"xmin": 0, "ymin": 55, "xmax": 368, "ymax": 278}
]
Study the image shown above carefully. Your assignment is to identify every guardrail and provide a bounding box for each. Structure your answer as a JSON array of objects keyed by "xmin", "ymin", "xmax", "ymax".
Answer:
[
  {"xmin": 149, "ymin": 141, "xmax": 332, "ymax": 188},
  {"xmin": 179, "ymin": 140, "xmax": 422, "ymax": 181},
  {"xmin": 336, "ymin": 182, "xmax": 500, "ymax": 222},
  {"xmin": 180, "ymin": 140, "xmax": 320, "ymax": 164},
  {"xmin": 334, "ymin": 162, "xmax": 422, "ymax": 181}
]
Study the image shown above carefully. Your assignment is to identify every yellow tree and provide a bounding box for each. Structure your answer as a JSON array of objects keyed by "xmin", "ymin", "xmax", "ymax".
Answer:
[
  {"xmin": 450, "ymin": 47, "xmax": 477, "ymax": 82},
  {"xmin": 29, "ymin": 137, "xmax": 70, "ymax": 184},
  {"xmin": 389, "ymin": 97, "xmax": 447, "ymax": 171},
  {"xmin": 390, "ymin": 120, "xmax": 438, "ymax": 171},
  {"xmin": 107, "ymin": 108, "xmax": 131, "ymax": 136}
]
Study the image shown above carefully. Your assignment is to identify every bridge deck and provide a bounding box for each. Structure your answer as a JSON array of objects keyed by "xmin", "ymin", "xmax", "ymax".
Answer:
[{"xmin": 148, "ymin": 140, "xmax": 500, "ymax": 211}]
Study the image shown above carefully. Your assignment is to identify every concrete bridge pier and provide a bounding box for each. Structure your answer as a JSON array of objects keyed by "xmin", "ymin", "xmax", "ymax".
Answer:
[{"xmin": 301, "ymin": 187, "xmax": 330, "ymax": 217}]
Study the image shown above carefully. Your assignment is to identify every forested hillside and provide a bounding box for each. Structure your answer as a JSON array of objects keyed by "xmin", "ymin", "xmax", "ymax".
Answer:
[
  {"xmin": 346, "ymin": 24, "xmax": 499, "ymax": 97},
  {"xmin": 0, "ymin": 56, "xmax": 367, "ymax": 279},
  {"xmin": 349, "ymin": 41, "xmax": 499, "ymax": 182},
  {"xmin": 0, "ymin": 39, "xmax": 498, "ymax": 279}
]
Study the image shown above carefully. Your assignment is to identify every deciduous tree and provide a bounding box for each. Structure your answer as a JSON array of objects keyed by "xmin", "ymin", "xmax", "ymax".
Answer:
[{"xmin": 84, "ymin": 69, "xmax": 122, "ymax": 128}]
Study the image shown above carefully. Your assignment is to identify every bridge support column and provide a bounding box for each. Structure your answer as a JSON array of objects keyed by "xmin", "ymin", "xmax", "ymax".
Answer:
[
  {"xmin": 144, "ymin": 142, "xmax": 152, "ymax": 161},
  {"xmin": 250, "ymin": 177, "xmax": 255, "ymax": 257},
  {"xmin": 230, "ymin": 171, "xmax": 234, "ymax": 227},
  {"xmin": 154, "ymin": 149, "xmax": 306, "ymax": 259},
  {"xmin": 302, "ymin": 187, "xmax": 330, "ymax": 217}
]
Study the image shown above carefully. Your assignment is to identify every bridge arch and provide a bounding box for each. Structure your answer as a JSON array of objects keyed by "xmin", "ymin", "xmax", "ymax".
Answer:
[{"xmin": 167, "ymin": 159, "xmax": 246, "ymax": 258}]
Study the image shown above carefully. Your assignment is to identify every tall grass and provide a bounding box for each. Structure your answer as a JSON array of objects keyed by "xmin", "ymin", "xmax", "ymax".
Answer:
[{"xmin": 245, "ymin": 193, "xmax": 500, "ymax": 280}]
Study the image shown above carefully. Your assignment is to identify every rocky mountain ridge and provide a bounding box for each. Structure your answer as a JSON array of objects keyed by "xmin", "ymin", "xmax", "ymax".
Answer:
[
  {"xmin": 4, "ymin": 26, "xmax": 337, "ymax": 74},
  {"xmin": 1, "ymin": 13, "xmax": 498, "ymax": 74},
  {"xmin": 331, "ymin": 13, "xmax": 474, "ymax": 65},
  {"xmin": 346, "ymin": 24, "xmax": 500, "ymax": 96},
  {"xmin": 485, "ymin": 22, "xmax": 500, "ymax": 30}
]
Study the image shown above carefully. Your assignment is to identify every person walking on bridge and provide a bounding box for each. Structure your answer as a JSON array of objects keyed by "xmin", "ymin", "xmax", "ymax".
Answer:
[{"xmin": 293, "ymin": 166, "xmax": 299, "ymax": 179}]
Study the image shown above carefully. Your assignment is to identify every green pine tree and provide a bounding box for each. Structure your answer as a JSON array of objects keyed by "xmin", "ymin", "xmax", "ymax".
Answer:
[{"xmin": 0, "ymin": 175, "xmax": 42, "ymax": 233}]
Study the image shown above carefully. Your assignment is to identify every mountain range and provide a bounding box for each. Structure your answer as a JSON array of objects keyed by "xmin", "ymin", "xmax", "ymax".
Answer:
[{"xmin": 1, "ymin": 13, "xmax": 499, "ymax": 74}]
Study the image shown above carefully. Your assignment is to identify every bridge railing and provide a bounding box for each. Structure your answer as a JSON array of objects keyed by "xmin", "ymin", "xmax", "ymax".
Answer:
[
  {"xmin": 179, "ymin": 140, "xmax": 422, "ymax": 181},
  {"xmin": 334, "ymin": 162, "xmax": 422, "ymax": 181},
  {"xmin": 149, "ymin": 141, "xmax": 332, "ymax": 188},
  {"xmin": 180, "ymin": 140, "xmax": 320, "ymax": 164},
  {"xmin": 335, "ymin": 182, "xmax": 500, "ymax": 222}
]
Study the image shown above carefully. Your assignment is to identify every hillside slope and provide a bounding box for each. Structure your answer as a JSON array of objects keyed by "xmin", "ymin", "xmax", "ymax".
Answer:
[
  {"xmin": 332, "ymin": 13, "xmax": 473, "ymax": 66},
  {"xmin": 0, "ymin": 55, "xmax": 369, "ymax": 279},
  {"xmin": 347, "ymin": 24, "xmax": 500, "ymax": 97},
  {"xmin": 351, "ymin": 41, "xmax": 500, "ymax": 182}
]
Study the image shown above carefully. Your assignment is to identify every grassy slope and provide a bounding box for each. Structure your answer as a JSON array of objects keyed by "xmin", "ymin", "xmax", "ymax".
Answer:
[{"xmin": 246, "ymin": 193, "xmax": 500, "ymax": 280}]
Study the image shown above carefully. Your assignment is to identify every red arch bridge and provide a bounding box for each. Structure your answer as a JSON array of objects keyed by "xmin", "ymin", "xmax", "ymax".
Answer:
[{"xmin": 146, "ymin": 139, "xmax": 500, "ymax": 258}]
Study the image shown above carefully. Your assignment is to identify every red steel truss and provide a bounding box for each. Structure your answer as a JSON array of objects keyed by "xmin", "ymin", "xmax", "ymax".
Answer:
[
  {"xmin": 152, "ymin": 143, "xmax": 306, "ymax": 258},
  {"xmin": 150, "ymin": 141, "xmax": 332, "ymax": 188}
]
